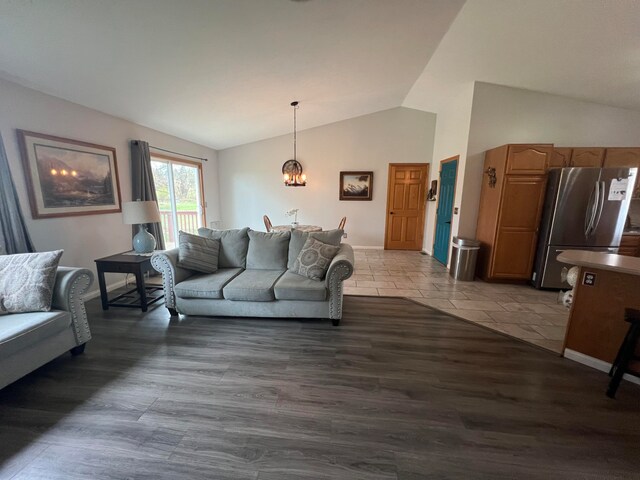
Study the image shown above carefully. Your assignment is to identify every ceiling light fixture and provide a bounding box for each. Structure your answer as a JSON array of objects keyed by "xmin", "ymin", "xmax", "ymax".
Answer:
[{"xmin": 282, "ymin": 101, "xmax": 306, "ymax": 187}]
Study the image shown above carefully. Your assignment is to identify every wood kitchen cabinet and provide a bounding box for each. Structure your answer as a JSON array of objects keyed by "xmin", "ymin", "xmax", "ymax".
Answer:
[
  {"xmin": 476, "ymin": 144, "xmax": 551, "ymax": 281},
  {"xmin": 603, "ymin": 148, "xmax": 640, "ymax": 198},
  {"xmin": 547, "ymin": 147, "xmax": 604, "ymax": 168},
  {"xmin": 619, "ymin": 234, "xmax": 640, "ymax": 257},
  {"xmin": 570, "ymin": 147, "xmax": 605, "ymax": 167},
  {"xmin": 548, "ymin": 148, "xmax": 572, "ymax": 168}
]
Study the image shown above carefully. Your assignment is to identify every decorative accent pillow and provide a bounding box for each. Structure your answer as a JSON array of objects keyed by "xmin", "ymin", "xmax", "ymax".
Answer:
[
  {"xmin": 197, "ymin": 227, "xmax": 250, "ymax": 268},
  {"xmin": 292, "ymin": 238, "xmax": 340, "ymax": 281},
  {"xmin": 177, "ymin": 231, "xmax": 220, "ymax": 273},
  {"xmin": 287, "ymin": 228, "xmax": 343, "ymax": 269},
  {"xmin": 0, "ymin": 250, "xmax": 63, "ymax": 313}
]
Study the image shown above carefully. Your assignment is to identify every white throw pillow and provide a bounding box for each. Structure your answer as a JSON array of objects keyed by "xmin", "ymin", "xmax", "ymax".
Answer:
[{"xmin": 0, "ymin": 250, "xmax": 63, "ymax": 313}]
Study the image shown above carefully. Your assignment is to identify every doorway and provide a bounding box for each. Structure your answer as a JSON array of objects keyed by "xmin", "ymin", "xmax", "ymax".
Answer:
[
  {"xmin": 433, "ymin": 156, "xmax": 458, "ymax": 265},
  {"xmin": 384, "ymin": 163, "xmax": 429, "ymax": 250}
]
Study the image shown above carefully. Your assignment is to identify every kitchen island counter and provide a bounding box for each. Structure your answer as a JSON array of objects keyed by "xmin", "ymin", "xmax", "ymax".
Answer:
[{"xmin": 558, "ymin": 250, "xmax": 640, "ymax": 381}]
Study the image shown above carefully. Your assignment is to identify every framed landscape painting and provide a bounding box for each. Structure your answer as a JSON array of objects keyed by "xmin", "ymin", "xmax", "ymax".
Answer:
[
  {"xmin": 340, "ymin": 171, "xmax": 373, "ymax": 201},
  {"xmin": 17, "ymin": 130, "xmax": 122, "ymax": 219}
]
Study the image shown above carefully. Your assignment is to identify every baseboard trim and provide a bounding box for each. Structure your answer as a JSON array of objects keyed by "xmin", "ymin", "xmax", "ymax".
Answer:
[
  {"xmin": 351, "ymin": 246, "xmax": 384, "ymax": 250},
  {"xmin": 564, "ymin": 348, "xmax": 640, "ymax": 386},
  {"xmin": 84, "ymin": 279, "xmax": 128, "ymax": 301}
]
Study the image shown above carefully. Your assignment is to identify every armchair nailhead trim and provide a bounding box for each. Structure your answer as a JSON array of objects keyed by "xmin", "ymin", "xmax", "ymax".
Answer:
[{"xmin": 69, "ymin": 273, "xmax": 92, "ymax": 344}]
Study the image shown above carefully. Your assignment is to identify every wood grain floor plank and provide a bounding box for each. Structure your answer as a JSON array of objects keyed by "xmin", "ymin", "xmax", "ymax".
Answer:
[{"xmin": 0, "ymin": 295, "xmax": 638, "ymax": 479}]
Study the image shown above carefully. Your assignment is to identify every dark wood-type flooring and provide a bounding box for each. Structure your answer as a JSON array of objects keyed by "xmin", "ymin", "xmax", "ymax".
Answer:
[{"xmin": 1, "ymin": 295, "xmax": 639, "ymax": 479}]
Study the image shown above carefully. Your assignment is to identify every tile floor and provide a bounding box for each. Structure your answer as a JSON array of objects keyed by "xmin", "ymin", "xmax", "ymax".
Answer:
[{"xmin": 345, "ymin": 248, "xmax": 570, "ymax": 353}]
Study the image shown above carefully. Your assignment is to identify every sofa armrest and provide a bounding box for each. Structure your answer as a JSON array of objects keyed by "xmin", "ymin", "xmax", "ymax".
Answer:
[
  {"xmin": 325, "ymin": 244, "xmax": 355, "ymax": 320},
  {"xmin": 325, "ymin": 243, "xmax": 355, "ymax": 287},
  {"xmin": 51, "ymin": 267, "xmax": 94, "ymax": 345},
  {"xmin": 151, "ymin": 249, "xmax": 195, "ymax": 310}
]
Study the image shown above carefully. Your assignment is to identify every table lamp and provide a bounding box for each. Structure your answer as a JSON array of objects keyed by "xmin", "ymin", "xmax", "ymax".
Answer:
[{"xmin": 122, "ymin": 200, "xmax": 161, "ymax": 253}]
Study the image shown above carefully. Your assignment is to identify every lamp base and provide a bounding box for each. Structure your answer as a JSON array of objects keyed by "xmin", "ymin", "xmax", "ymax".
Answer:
[{"xmin": 133, "ymin": 225, "xmax": 156, "ymax": 254}]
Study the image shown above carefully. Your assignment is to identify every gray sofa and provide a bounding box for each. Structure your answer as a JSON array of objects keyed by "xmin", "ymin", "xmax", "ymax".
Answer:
[
  {"xmin": 151, "ymin": 228, "xmax": 354, "ymax": 325},
  {"xmin": 0, "ymin": 267, "xmax": 94, "ymax": 390}
]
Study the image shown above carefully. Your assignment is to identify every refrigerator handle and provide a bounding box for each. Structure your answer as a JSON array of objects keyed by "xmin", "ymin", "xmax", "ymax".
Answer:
[
  {"xmin": 592, "ymin": 180, "xmax": 606, "ymax": 233},
  {"xmin": 584, "ymin": 181, "xmax": 599, "ymax": 237}
]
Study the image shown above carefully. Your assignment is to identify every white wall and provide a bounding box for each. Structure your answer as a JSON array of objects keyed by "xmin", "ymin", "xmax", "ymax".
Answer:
[
  {"xmin": 403, "ymin": 76, "xmax": 475, "ymax": 257},
  {"xmin": 422, "ymin": 83, "xmax": 475, "ymax": 253},
  {"xmin": 462, "ymin": 81, "xmax": 640, "ymax": 236},
  {"xmin": 0, "ymin": 78, "xmax": 219, "ymax": 295},
  {"xmin": 218, "ymin": 107, "xmax": 436, "ymax": 247}
]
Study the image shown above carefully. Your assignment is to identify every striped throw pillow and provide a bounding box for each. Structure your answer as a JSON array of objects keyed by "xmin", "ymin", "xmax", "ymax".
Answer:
[{"xmin": 177, "ymin": 231, "xmax": 220, "ymax": 273}]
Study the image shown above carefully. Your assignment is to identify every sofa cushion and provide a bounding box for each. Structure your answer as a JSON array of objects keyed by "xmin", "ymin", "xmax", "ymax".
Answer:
[
  {"xmin": 174, "ymin": 268, "xmax": 243, "ymax": 299},
  {"xmin": 0, "ymin": 310, "xmax": 71, "ymax": 360},
  {"xmin": 0, "ymin": 250, "xmax": 63, "ymax": 313},
  {"xmin": 274, "ymin": 271, "xmax": 328, "ymax": 301},
  {"xmin": 223, "ymin": 270, "xmax": 284, "ymax": 302},
  {"xmin": 247, "ymin": 230, "xmax": 290, "ymax": 270},
  {"xmin": 197, "ymin": 227, "xmax": 249, "ymax": 268},
  {"xmin": 287, "ymin": 229, "xmax": 343, "ymax": 269},
  {"xmin": 292, "ymin": 237, "xmax": 341, "ymax": 281},
  {"xmin": 177, "ymin": 231, "xmax": 220, "ymax": 273}
]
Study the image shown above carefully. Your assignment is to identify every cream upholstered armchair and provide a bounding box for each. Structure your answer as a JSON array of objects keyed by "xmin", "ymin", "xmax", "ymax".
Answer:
[{"xmin": 0, "ymin": 266, "xmax": 94, "ymax": 389}]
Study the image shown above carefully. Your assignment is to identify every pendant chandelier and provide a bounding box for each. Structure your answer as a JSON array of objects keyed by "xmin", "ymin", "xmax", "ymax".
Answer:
[{"xmin": 282, "ymin": 101, "xmax": 307, "ymax": 187}]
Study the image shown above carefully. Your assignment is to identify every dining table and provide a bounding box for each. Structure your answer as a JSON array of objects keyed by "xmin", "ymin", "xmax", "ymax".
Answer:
[{"xmin": 271, "ymin": 224, "xmax": 322, "ymax": 233}]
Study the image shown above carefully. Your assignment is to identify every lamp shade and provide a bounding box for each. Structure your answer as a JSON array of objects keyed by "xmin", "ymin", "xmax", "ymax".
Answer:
[{"xmin": 122, "ymin": 201, "xmax": 161, "ymax": 225}]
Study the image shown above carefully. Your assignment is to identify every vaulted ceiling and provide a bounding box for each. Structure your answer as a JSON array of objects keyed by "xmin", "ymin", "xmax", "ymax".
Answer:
[{"xmin": 1, "ymin": 0, "xmax": 639, "ymax": 150}]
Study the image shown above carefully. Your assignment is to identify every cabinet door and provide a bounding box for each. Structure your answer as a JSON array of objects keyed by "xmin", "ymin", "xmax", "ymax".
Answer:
[
  {"xmin": 603, "ymin": 148, "xmax": 640, "ymax": 167},
  {"xmin": 570, "ymin": 148, "xmax": 604, "ymax": 168},
  {"xmin": 506, "ymin": 145, "xmax": 552, "ymax": 175},
  {"xmin": 548, "ymin": 148, "xmax": 572, "ymax": 169},
  {"xmin": 619, "ymin": 235, "xmax": 640, "ymax": 257},
  {"xmin": 604, "ymin": 148, "xmax": 640, "ymax": 198},
  {"xmin": 491, "ymin": 175, "xmax": 547, "ymax": 279}
]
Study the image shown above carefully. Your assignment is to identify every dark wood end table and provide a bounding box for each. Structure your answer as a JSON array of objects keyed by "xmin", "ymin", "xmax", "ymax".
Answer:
[{"xmin": 94, "ymin": 252, "xmax": 164, "ymax": 312}]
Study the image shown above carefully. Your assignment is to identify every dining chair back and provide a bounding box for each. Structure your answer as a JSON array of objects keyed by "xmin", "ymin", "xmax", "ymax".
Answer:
[
  {"xmin": 338, "ymin": 216, "xmax": 347, "ymax": 230},
  {"xmin": 263, "ymin": 215, "xmax": 273, "ymax": 232}
]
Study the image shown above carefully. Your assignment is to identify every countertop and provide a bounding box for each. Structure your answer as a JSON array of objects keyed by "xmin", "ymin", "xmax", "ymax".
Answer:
[{"xmin": 558, "ymin": 250, "xmax": 640, "ymax": 277}]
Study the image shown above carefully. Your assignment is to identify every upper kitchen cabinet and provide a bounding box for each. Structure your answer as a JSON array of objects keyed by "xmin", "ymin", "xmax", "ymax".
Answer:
[
  {"xmin": 548, "ymin": 147, "xmax": 572, "ymax": 168},
  {"xmin": 476, "ymin": 144, "xmax": 551, "ymax": 281},
  {"xmin": 570, "ymin": 147, "xmax": 605, "ymax": 167},
  {"xmin": 604, "ymin": 148, "xmax": 640, "ymax": 198},
  {"xmin": 505, "ymin": 144, "xmax": 553, "ymax": 175}
]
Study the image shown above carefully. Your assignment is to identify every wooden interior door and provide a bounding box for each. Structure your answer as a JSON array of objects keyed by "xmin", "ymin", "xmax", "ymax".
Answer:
[
  {"xmin": 384, "ymin": 163, "xmax": 429, "ymax": 250},
  {"xmin": 433, "ymin": 157, "xmax": 458, "ymax": 265}
]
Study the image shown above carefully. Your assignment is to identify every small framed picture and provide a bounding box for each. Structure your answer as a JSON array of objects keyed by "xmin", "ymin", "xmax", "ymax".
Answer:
[
  {"xmin": 17, "ymin": 130, "xmax": 122, "ymax": 219},
  {"xmin": 340, "ymin": 171, "xmax": 373, "ymax": 201}
]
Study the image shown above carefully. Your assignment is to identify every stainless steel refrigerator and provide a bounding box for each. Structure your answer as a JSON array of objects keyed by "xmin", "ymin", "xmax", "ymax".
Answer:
[{"xmin": 532, "ymin": 167, "xmax": 637, "ymax": 289}]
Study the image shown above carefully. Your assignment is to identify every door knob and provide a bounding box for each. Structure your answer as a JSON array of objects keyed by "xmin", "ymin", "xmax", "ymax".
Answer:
[{"xmin": 390, "ymin": 212, "xmax": 394, "ymax": 215}]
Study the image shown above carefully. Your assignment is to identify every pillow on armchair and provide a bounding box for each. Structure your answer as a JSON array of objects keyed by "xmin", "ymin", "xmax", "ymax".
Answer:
[{"xmin": 0, "ymin": 250, "xmax": 63, "ymax": 313}]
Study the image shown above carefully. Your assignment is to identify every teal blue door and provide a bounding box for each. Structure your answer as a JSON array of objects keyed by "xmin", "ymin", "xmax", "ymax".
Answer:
[{"xmin": 433, "ymin": 159, "xmax": 458, "ymax": 265}]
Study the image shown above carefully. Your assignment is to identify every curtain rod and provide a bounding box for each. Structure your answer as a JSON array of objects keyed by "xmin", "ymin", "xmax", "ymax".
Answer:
[
  {"xmin": 133, "ymin": 141, "xmax": 208, "ymax": 162},
  {"xmin": 150, "ymin": 145, "xmax": 208, "ymax": 162}
]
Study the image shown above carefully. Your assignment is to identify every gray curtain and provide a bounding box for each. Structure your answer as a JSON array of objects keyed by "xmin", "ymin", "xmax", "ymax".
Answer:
[
  {"xmin": 130, "ymin": 140, "xmax": 165, "ymax": 249},
  {"xmin": 0, "ymin": 132, "xmax": 34, "ymax": 254}
]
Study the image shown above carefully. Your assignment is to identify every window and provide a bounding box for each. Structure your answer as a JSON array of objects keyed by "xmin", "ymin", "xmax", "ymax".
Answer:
[{"xmin": 151, "ymin": 155, "xmax": 205, "ymax": 249}]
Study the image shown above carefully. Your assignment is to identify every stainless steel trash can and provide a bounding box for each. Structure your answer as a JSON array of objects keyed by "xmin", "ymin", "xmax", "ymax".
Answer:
[{"xmin": 449, "ymin": 237, "xmax": 481, "ymax": 281}]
